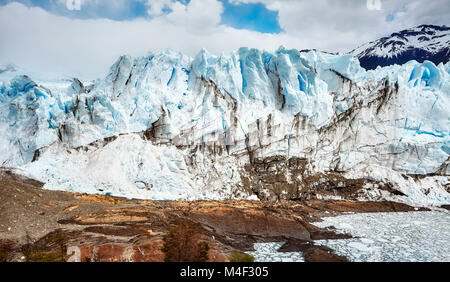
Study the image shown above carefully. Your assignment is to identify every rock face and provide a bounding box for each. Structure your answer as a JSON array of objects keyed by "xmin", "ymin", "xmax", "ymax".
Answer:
[
  {"xmin": 352, "ymin": 25, "xmax": 450, "ymax": 70},
  {"xmin": 0, "ymin": 174, "xmax": 425, "ymax": 262},
  {"xmin": 0, "ymin": 44, "xmax": 449, "ymax": 205}
]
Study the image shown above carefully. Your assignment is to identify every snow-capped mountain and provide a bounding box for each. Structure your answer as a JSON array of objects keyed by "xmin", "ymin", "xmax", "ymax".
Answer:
[
  {"xmin": 352, "ymin": 25, "xmax": 450, "ymax": 70},
  {"xmin": 0, "ymin": 46, "xmax": 449, "ymax": 206}
]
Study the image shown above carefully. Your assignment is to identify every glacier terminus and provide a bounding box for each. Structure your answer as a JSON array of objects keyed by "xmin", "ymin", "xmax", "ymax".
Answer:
[{"xmin": 0, "ymin": 47, "xmax": 448, "ymax": 206}]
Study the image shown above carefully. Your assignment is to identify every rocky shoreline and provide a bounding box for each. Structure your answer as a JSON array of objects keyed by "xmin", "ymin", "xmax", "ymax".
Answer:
[{"xmin": 0, "ymin": 172, "xmax": 436, "ymax": 262}]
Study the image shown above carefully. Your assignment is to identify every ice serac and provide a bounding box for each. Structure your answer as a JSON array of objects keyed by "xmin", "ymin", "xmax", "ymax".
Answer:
[{"xmin": 0, "ymin": 47, "xmax": 449, "ymax": 205}]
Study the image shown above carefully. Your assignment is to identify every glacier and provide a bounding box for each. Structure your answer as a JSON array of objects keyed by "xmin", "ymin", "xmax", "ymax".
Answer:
[{"xmin": 0, "ymin": 47, "xmax": 449, "ymax": 204}]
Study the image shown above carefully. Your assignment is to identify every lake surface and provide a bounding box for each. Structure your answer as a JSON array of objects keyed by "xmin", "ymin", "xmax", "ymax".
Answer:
[
  {"xmin": 312, "ymin": 211, "xmax": 450, "ymax": 262},
  {"xmin": 248, "ymin": 211, "xmax": 449, "ymax": 262},
  {"xmin": 248, "ymin": 242, "xmax": 304, "ymax": 262}
]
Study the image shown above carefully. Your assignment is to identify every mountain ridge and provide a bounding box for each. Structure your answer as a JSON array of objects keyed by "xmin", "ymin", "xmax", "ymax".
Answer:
[{"xmin": 351, "ymin": 24, "xmax": 450, "ymax": 70}]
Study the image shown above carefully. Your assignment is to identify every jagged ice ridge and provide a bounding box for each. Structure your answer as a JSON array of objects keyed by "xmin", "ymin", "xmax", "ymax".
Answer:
[{"xmin": 0, "ymin": 47, "xmax": 449, "ymax": 205}]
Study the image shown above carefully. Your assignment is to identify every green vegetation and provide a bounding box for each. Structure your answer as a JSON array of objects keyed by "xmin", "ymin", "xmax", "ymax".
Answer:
[
  {"xmin": 162, "ymin": 221, "xmax": 210, "ymax": 262},
  {"xmin": 26, "ymin": 250, "xmax": 66, "ymax": 262},
  {"xmin": 0, "ymin": 241, "xmax": 15, "ymax": 262},
  {"xmin": 197, "ymin": 241, "xmax": 210, "ymax": 262},
  {"xmin": 22, "ymin": 231, "xmax": 69, "ymax": 262},
  {"xmin": 229, "ymin": 251, "xmax": 255, "ymax": 262}
]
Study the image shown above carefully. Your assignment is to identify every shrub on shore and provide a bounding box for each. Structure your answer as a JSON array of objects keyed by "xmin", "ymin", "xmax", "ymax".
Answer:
[
  {"xmin": 162, "ymin": 221, "xmax": 210, "ymax": 262},
  {"xmin": 229, "ymin": 251, "xmax": 255, "ymax": 262}
]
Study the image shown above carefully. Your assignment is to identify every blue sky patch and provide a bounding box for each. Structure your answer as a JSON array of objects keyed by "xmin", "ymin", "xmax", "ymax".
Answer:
[
  {"xmin": 0, "ymin": 0, "xmax": 282, "ymax": 34},
  {"xmin": 219, "ymin": 0, "xmax": 281, "ymax": 34},
  {"xmin": 386, "ymin": 4, "xmax": 407, "ymax": 22},
  {"xmin": 0, "ymin": 0, "xmax": 149, "ymax": 20}
]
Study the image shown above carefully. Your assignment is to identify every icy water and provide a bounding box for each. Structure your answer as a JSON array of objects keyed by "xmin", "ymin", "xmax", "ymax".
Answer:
[
  {"xmin": 248, "ymin": 242, "xmax": 304, "ymax": 262},
  {"xmin": 313, "ymin": 211, "xmax": 450, "ymax": 262}
]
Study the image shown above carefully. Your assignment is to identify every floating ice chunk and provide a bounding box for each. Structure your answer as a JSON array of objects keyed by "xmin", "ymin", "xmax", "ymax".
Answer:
[{"xmin": 314, "ymin": 211, "xmax": 450, "ymax": 262}]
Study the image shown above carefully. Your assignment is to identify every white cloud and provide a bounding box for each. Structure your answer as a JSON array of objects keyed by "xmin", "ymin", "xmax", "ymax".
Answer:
[
  {"xmin": 0, "ymin": 2, "xmax": 284, "ymax": 79},
  {"xmin": 0, "ymin": 1, "xmax": 448, "ymax": 80},
  {"xmin": 0, "ymin": 1, "xmax": 297, "ymax": 80},
  {"xmin": 165, "ymin": 0, "xmax": 224, "ymax": 33},
  {"xmin": 146, "ymin": 0, "xmax": 175, "ymax": 17},
  {"xmin": 229, "ymin": 0, "xmax": 450, "ymax": 51},
  {"xmin": 57, "ymin": 0, "xmax": 142, "ymax": 17}
]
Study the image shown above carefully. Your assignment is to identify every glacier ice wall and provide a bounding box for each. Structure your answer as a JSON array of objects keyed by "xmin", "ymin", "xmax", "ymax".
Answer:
[{"xmin": 0, "ymin": 47, "xmax": 449, "ymax": 203}]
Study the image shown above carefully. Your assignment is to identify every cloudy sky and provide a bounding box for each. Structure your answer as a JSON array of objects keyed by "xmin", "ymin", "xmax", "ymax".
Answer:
[{"xmin": 0, "ymin": 0, "xmax": 449, "ymax": 79}]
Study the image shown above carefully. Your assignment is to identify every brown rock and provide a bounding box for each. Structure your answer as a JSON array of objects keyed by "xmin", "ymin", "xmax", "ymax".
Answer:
[
  {"xmin": 132, "ymin": 237, "xmax": 164, "ymax": 262},
  {"xmin": 278, "ymin": 239, "xmax": 348, "ymax": 262},
  {"xmin": 441, "ymin": 205, "xmax": 450, "ymax": 211},
  {"xmin": 83, "ymin": 226, "xmax": 147, "ymax": 237},
  {"xmin": 191, "ymin": 208, "xmax": 311, "ymax": 241},
  {"xmin": 74, "ymin": 215, "xmax": 148, "ymax": 225},
  {"xmin": 64, "ymin": 205, "xmax": 79, "ymax": 212},
  {"xmin": 207, "ymin": 249, "xmax": 229, "ymax": 262},
  {"xmin": 79, "ymin": 244, "xmax": 95, "ymax": 262},
  {"xmin": 304, "ymin": 248, "xmax": 348, "ymax": 262},
  {"xmin": 95, "ymin": 244, "xmax": 126, "ymax": 262},
  {"xmin": 75, "ymin": 194, "xmax": 121, "ymax": 205}
]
